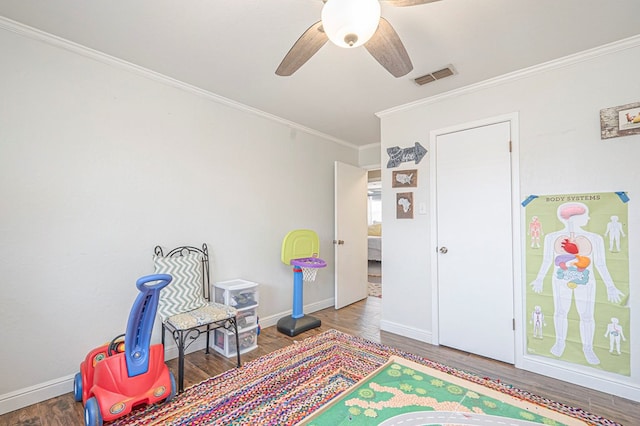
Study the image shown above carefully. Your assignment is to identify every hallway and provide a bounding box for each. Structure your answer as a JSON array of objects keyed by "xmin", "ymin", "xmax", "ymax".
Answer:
[{"xmin": 368, "ymin": 260, "xmax": 381, "ymax": 297}]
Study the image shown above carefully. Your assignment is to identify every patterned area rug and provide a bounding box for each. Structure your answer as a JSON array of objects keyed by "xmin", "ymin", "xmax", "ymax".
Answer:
[{"xmin": 112, "ymin": 330, "xmax": 620, "ymax": 426}]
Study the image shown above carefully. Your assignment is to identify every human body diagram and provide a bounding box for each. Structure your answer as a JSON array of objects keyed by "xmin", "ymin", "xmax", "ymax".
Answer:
[
  {"xmin": 604, "ymin": 216, "xmax": 626, "ymax": 252},
  {"xmin": 604, "ymin": 318, "xmax": 626, "ymax": 355},
  {"xmin": 530, "ymin": 202, "xmax": 624, "ymax": 365},
  {"xmin": 530, "ymin": 305, "xmax": 546, "ymax": 338},
  {"xmin": 528, "ymin": 216, "xmax": 543, "ymax": 248}
]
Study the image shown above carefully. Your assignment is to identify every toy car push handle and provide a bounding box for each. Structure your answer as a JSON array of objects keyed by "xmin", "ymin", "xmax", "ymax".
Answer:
[
  {"xmin": 125, "ymin": 274, "xmax": 172, "ymax": 378},
  {"xmin": 136, "ymin": 274, "xmax": 172, "ymax": 292}
]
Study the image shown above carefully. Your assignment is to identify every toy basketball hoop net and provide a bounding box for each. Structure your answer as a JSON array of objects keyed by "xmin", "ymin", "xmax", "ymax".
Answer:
[{"xmin": 291, "ymin": 257, "xmax": 326, "ymax": 282}]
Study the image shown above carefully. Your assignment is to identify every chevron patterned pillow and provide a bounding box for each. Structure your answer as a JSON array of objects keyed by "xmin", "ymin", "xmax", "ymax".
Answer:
[{"xmin": 154, "ymin": 253, "xmax": 208, "ymax": 322}]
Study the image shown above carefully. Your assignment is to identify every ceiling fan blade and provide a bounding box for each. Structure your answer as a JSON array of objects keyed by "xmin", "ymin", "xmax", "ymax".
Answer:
[
  {"xmin": 382, "ymin": 0, "xmax": 442, "ymax": 6},
  {"xmin": 364, "ymin": 17, "xmax": 413, "ymax": 78},
  {"xmin": 276, "ymin": 21, "xmax": 328, "ymax": 76}
]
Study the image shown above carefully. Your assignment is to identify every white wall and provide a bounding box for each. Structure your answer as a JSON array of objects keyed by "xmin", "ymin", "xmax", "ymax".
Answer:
[
  {"xmin": 0, "ymin": 23, "xmax": 358, "ymax": 411},
  {"xmin": 378, "ymin": 36, "xmax": 640, "ymax": 400},
  {"xmin": 359, "ymin": 143, "xmax": 382, "ymax": 168}
]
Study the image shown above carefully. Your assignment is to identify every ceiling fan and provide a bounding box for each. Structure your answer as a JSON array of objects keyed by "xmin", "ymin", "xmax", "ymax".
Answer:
[{"xmin": 276, "ymin": 0, "xmax": 442, "ymax": 78}]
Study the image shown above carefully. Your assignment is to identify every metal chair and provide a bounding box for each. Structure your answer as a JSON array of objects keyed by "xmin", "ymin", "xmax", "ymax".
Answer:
[{"xmin": 153, "ymin": 244, "xmax": 240, "ymax": 393}]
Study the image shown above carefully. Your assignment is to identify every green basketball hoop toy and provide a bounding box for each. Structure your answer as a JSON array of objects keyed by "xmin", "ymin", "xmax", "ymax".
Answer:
[{"xmin": 277, "ymin": 229, "xmax": 327, "ymax": 336}]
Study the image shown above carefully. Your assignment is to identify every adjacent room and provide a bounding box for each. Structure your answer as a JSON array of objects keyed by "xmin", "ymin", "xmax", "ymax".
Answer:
[
  {"xmin": 368, "ymin": 169, "xmax": 383, "ymax": 298},
  {"xmin": 1, "ymin": 1, "xmax": 639, "ymax": 425}
]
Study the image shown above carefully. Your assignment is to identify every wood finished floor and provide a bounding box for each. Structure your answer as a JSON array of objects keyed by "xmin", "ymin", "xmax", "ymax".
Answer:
[{"xmin": 2, "ymin": 296, "xmax": 637, "ymax": 425}]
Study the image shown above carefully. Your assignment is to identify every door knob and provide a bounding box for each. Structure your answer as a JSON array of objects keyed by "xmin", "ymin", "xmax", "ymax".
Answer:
[
  {"xmin": 333, "ymin": 240, "xmax": 345, "ymax": 245},
  {"xmin": 439, "ymin": 246, "xmax": 448, "ymax": 254}
]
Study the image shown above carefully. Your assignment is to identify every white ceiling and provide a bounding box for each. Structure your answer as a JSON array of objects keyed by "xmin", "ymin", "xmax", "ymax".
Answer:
[{"xmin": 2, "ymin": 0, "xmax": 639, "ymax": 147}]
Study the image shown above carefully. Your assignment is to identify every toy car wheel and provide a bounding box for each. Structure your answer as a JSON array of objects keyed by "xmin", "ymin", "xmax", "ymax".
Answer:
[
  {"xmin": 84, "ymin": 397, "xmax": 103, "ymax": 426},
  {"xmin": 73, "ymin": 372, "xmax": 83, "ymax": 402},
  {"xmin": 166, "ymin": 371, "xmax": 177, "ymax": 402}
]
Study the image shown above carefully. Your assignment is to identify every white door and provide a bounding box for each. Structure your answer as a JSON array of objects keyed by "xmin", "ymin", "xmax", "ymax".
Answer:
[
  {"xmin": 435, "ymin": 121, "xmax": 515, "ymax": 363},
  {"xmin": 334, "ymin": 161, "xmax": 368, "ymax": 309}
]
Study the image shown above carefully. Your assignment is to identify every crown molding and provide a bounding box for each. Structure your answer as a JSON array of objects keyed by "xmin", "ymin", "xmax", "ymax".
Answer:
[
  {"xmin": 358, "ymin": 142, "xmax": 381, "ymax": 151},
  {"xmin": 377, "ymin": 34, "xmax": 640, "ymax": 117},
  {"xmin": 0, "ymin": 16, "xmax": 358, "ymax": 150}
]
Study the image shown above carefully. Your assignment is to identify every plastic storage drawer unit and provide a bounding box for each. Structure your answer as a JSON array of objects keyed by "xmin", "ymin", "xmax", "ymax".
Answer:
[
  {"xmin": 213, "ymin": 279, "xmax": 260, "ymax": 356},
  {"xmin": 214, "ymin": 279, "xmax": 259, "ymax": 309}
]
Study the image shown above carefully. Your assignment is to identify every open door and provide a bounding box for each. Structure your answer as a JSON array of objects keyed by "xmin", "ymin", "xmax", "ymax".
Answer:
[
  {"xmin": 434, "ymin": 120, "xmax": 515, "ymax": 364},
  {"xmin": 334, "ymin": 161, "xmax": 368, "ymax": 309}
]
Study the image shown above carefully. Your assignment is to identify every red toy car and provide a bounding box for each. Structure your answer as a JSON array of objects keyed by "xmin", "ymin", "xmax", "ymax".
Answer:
[{"xmin": 74, "ymin": 274, "xmax": 176, "ymax": 425}]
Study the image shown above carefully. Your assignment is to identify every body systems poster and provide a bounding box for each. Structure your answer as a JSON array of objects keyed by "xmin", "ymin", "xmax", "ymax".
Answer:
[{"xmin": 525, "ymin": 192, "xmax": 630, "ymax": 375}]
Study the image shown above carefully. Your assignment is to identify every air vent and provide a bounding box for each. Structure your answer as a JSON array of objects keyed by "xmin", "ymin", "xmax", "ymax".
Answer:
[
  {"xmin": 414, "ymin": 65, "xmax": 455, "ymax": 86},
  {"xmin": 414, "ymin": 74, "xmax": 436, "ymax": 85}
]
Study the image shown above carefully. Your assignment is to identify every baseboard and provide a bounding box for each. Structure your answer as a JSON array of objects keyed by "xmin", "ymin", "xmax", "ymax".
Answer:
[
  {"xmin": 378, "ymin": 323, "xmax": 640, "ymax": 403},
  {"xmin": 0, "ymin": 375, "xmax": 74, "ymax": 416},
  {"xmin": 0, "ymin": 339, "xmax": 206, "ymax": 416},
  {"xmin": 380, "ymin": 319, "xmax": 432, "ymax": 343},
  {"xmin": 520, "ymin": 356, "xmax": 640, "ymax": 402},
  {"xmin": 258, "ymin": 297, "xmax": 335, "ymax": 329},
  {"xmin": 0, "ymin": 298, "xmax": 336, "ymax": 415}
]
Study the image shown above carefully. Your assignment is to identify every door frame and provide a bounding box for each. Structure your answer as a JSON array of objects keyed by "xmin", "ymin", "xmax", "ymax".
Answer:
[{"xmin": 429, "ymin": 112, "xmax": 523, "ymax": 367}]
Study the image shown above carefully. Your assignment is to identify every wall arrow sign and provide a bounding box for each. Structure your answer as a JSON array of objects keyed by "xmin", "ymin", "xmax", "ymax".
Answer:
[{"xmin": 386, "ymin": 142, "xmax": 427, "ymax": 168}]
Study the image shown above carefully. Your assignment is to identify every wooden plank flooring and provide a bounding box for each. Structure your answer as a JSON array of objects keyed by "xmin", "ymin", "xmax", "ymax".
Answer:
[{"xmin": 2, "ymin": 297, "xmax": 637, "ymax": 425}]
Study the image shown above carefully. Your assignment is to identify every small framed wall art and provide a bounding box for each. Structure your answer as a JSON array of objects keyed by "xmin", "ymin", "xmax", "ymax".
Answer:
[
  {"xmin": 600, "ymin": 101, "xmax": 640, "ymax": 139},
  {"xmin": 396, "ymin": 192, "xmax": 413, "ymax": 219},
  {"xmin": 392, "ymin": 169, "xmax": 417, "ymax": 188}
]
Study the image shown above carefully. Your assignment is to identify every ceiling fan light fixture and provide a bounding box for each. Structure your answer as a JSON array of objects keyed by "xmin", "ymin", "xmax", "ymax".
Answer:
[{"xmin": 321, "ymin": 0, "xmax": 381, "ymax": 48}]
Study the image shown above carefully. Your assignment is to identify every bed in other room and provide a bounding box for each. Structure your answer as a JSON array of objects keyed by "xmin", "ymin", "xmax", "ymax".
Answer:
[{"xmin": 368, "ymin": 223, "xmax": 382, "ymax": 261}]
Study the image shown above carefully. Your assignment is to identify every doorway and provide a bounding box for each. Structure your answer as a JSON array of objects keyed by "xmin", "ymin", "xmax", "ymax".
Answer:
[
  {"xmin": 431, "ymin": 115, "xmax": 520, "ymax": 364},
  {"xmin": 367, "ymin": 169, "xmax": 382, "ymax": 298}
]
